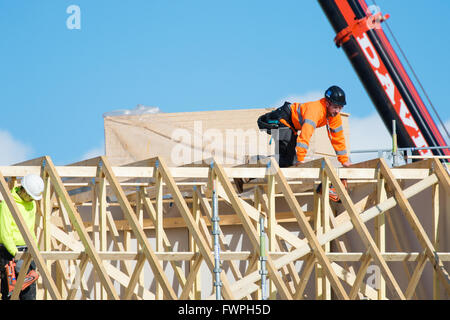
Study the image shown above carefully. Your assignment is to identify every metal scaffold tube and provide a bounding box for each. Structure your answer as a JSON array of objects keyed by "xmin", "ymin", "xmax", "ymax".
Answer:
[
  {"xmin": 210, "ymin": 162, "xmax": 222, "ymax": 300},
  {"xmin": 259, "ymin": 215, "xmax": 268, "ymax": 300}
]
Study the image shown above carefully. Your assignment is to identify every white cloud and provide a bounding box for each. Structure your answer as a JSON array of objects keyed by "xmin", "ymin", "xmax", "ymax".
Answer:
[
  {"xmin": 349, "ymin": 116, "xmax": 450, "ymax": 163},
  {"xmin": 0, "ymin": 130, "xmax": 33, "ymax": 165},
  {"xmin": 274, "ymin": 91, "xmax": 323, "ymax": 107},
  {"xmin": 80, "ymin": 145, "xmax": 105, "ymax": 161},
  {"xmin": 103, "ymin": 104, "xmax": 161, "ymax": 117},
  {"xmin": 348, "ymin": 113, "xmax": 392, "ymax": 163}
]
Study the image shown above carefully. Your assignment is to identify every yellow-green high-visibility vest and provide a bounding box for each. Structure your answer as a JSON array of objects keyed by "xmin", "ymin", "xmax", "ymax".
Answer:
[{"xmin": 0, "ymin": 187, "xmax": 38, "ymax": 256}]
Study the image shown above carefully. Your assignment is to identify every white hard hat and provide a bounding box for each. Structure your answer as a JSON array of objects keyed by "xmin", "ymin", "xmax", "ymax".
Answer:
[{"xmin": 21, "ymin": 174, "xmax": 44, "ymax": 201}]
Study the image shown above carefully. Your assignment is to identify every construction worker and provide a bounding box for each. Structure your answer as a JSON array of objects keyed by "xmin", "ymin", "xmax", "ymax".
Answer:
[
  {"xmin": 0, "ymin": 174, "xmax": 43, "ymax": 300},
  {"xmin": 258, "ymin": 85, "xmax": 352, "ymax": 168},
  {"xmin": 232, "ymin": 86, "xmax": 353, "ymax": 198}
]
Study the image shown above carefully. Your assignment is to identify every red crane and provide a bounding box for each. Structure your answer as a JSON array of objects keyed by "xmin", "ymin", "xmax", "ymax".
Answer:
[{"xmin": 318, "ymin": 0, "xmax": 449, "ymax": 160}]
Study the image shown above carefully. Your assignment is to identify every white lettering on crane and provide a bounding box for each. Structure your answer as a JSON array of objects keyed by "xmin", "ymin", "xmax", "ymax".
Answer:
[
  {"xmin": 356, "ymin": 33, "xmax": 380, "ymax": 68},
  {"xmin": 375, "ymin": 70, "xmax": 395, "ymax": 105},
  {"xmin": 399, "ymin": 99, "xmax": 418, "ymax": 130},
  {"xmin": 356, "ymin": 32, "xmax": 432, "ymax": 155},
  {"xmin": 411, "ymin": 134, "xmax": 429, "ymax": 151}
]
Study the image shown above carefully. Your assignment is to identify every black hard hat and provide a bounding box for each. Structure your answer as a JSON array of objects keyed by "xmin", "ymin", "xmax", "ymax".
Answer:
[{"xmin": 324, "ymin": 86, "xmax": 346, "ymax": 106}]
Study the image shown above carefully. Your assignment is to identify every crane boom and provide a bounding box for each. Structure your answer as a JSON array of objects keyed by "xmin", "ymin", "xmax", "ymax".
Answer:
[{"xmin": 318, "ymin": 0, "xmax": 449, "ymax": 159}]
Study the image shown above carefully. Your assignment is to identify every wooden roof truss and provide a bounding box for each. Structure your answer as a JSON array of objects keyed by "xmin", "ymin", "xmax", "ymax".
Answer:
[{"xmin": 0, "ymin": 155, "xmax": 448, "ymax": 300}]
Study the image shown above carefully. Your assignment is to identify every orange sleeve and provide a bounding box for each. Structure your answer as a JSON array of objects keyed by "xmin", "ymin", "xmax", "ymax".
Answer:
[
  {"xmin": 296, "ymin": 108, "xmax": 320, "ymax": 162},
  {"xmin": 327, "ymin": 114, "xmax": 349, "ymax": 164}
]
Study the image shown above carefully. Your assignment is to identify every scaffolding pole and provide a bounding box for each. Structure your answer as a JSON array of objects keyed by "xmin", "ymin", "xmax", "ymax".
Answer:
[
  {"xmin": 211, "ymin": 162, "xmax": 222, "ymax": 300},
  {"xmin": 259, "ymin": 215, "xmax": 268, "ymax": 300}
]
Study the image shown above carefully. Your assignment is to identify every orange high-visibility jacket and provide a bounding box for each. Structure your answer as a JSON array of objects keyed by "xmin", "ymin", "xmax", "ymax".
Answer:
[{"xmin": 279, "ymin": 98, "xmax": 349, "ymax": 164}]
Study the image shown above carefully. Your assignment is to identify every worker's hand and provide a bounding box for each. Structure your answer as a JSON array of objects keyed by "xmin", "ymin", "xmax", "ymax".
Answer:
[
  {"xmin": 341, "ymin": 161, "xmax": 352, "ymax": 168},
  {"xmin": 294, "ymin": 161, "xmax": 305, "ymax": 167}
]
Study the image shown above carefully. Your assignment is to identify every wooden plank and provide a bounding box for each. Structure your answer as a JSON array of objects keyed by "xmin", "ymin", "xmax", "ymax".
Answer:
[
  {"xmin": 211, "ymin": 170, "xmax": 256, "ymax": 301},
  {"xmin": 49, "ymin": 232, "xmax": 92, "ymax": 300},
  {"xmin": 154, "ymin": 170, "xmax": 164, "ymax": 300},
  {"xmin": 44, "ymin": 156, "xmax": 119, "ymax": 300},
  {"xmin": 375, "ymin": 168, "xmax": 387, "ymax": 300},
  {"xmin": 323, "ymin": 158, "xmax": 406, "ymax": 300},
  {"xmin": 100, "ymin": 156, "xmax": 177, "ymax": 300},
  {"xmin": 155, "ymin": 157, "xmax": 236, "ymax": 300},
  {"xmin": 97, "ymin": 175, "xmax": 107, "ymax": 254},
  {"xmin": 328, "ymin": 199, "xmax": 359, "ymax": 290},
  {"xmin": 210, "ymin": 256, "xmax": 380, "ymax": 300},
  {"xmin": 190, "ymin": 187, "xmax": 202, "ymax": 299},
  {"xmin": 67, "ymin": 254, "xmax": 89, "ymax": 300},
  {"xmin": 42, "ymin": 171, "xmax": 52, "ymax": 300},
  {"xmin": 0, "ymin": 166, "xmax": 41, "ymax": 176},
  {"xmin": 180, "ymin": 254, "xmax": 203, "ymax": 300},
  {"xmin": 42, "ymin": 173, "xmax": 52, "ymax": 255},
  {"xmin": 432, "ymin": 182, "xmax": 440, "ymax": 300},
  {"xmin": 105, "ymin": 210, "xmax": 134, "ymax": 278},
  {"xmin": 379, "ymin": 158, "xmax": 450, "ymax": 295},
  {"xmin": 209, "ymin": 169, "xmax": 437, "ymax": 299},
  {"xmin": 319, "ymin": 168, "xmax": 331, "ymax": 299},
  {"xmin": 266, "ymin": 168, "xmax": 277, "ymax": 299},
  {"xmin": 56, "ymin": 166, "xmax": 97, "ymax": 177},
  {"xmin": 92, "ymin": 168, "xmax": 102, "ymax": 299},
  {"xmin": 405, "ymin": 251, "xmax": 428, "ymax": 299},
  {"xmin": 15, "ymin": 250, "xmax": 450, "ymax": 262},
  {"xmin": 195, "ymin": 187, "xmax": 246, "ymax": 287},
  {"xmin": 212, "ymin": 159, "xmax": 293, "ymax": 300},
  {"xmin": 83, "ymin": 210, "xmax": 310, "ymax": 232},
  {"xmin": 50, "ymin": 221, "xmax": 155, "ymax": 300},
  {"xmin": 0, "ymin": 165, "xmax": 432, "ymax": 180},
  {"xmin": 53, "ymin": 253, "xmax": 70, "ymax": 298},
  {"xmin": 103, "ymin": 262, "xmax": 155, "ymax": 300},
  {"xmin": 331, "ymin": 262, "xmax": 379, "ymax": 300},
  {"xmin": 0, "ymin": 171, "xmax": 62, "ymax": 300},
  {"xmin": 11, "ymin": 252, "xmax": 33, "ymax": 300},
  {"xmin": 140, "ymin": 188, "xmax": 189, "ymax": 290},
  {"xmin": 349, "ymin": 252, "xmax": 372, "ymax": 299},
  {"xmin": 136, "ymin": 190, "xmax": 145, "ymax": 293},
  {"xmin": 431, "ymin": 158, "xmax": 450, "ymax": 195},
  {"xmin": 275, "ymin": 238, "xmax": 299, "ymax": 296},
  {"xmin": 294, "ymin": 254, "xmax": 315, "ymax": 299},
  {"xmin": 386, "ymin": 207, "xmax": 422, "ymax": 299},
  {"xmin": 269, "ymin": 158, "xmax": 349, "ymax": 300},
  {"xmin": 313, "ymin": 184, "xmax": 324, "ymax": 300},
  {"xmin": 123, "ymin": 253, "xmax": 147, "ymax": 300},
  {"xmin": 4, "ymin": 158, "xmax": 444, "ymax": 300},
  {"xmin": 257, "ymin": 187, "xmax": 303, "ymax": 292},
  {"xmin": 216, "ymin": 185, "xmax": 312, "ymax": 249}
]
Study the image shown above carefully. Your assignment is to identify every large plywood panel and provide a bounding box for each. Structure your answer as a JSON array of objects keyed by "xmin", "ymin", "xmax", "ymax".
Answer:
[{"xmin": 104, "ymin": 108, "xmax": 350, "ymax": 167}]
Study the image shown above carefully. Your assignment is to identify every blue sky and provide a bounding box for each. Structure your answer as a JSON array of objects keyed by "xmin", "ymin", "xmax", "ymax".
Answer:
[{"xmin": 0, "ymin": 0, "xmax": 449, "ymax": 165}]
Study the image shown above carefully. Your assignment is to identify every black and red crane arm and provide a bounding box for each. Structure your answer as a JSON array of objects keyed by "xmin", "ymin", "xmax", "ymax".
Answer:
[{"xmin": 318, "ymin": 0, "xmax": 449, "ymax": 158}]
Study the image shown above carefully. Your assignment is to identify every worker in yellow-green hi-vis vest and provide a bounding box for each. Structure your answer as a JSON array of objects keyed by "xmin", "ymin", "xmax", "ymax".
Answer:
[{"xmin": 0, "ymin": 174, "xmax": 44, "ymax": 300}]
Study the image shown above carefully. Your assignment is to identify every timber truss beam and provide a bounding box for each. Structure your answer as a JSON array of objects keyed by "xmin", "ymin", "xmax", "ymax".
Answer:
[{"xmin": 0, "ymin": 155, "xmax": 448, "ymax": 300}]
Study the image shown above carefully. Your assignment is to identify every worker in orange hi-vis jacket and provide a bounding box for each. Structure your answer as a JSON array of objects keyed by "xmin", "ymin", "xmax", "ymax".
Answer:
[{"xmin": 258, "ymin": 85, "xmax": 352, "ymax": 168}]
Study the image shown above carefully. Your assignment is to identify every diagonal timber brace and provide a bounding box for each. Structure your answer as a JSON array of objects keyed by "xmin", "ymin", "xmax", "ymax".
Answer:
[
  {"xmin": 0, "ymin": 171, "xmax": 62, "ymax": 300},
  {"xmin": 209, "ymin": 163, "xmax": 440, "ymax": 299},
  {"xmin": 322, "ymin": 157, "xmax": 406, "ymax": 299}
]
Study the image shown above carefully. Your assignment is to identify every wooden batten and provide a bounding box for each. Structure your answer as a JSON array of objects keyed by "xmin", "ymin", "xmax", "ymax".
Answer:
[{"xmin": 0, "ymin": 155, "xmax": 448, "ymax": 300}]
